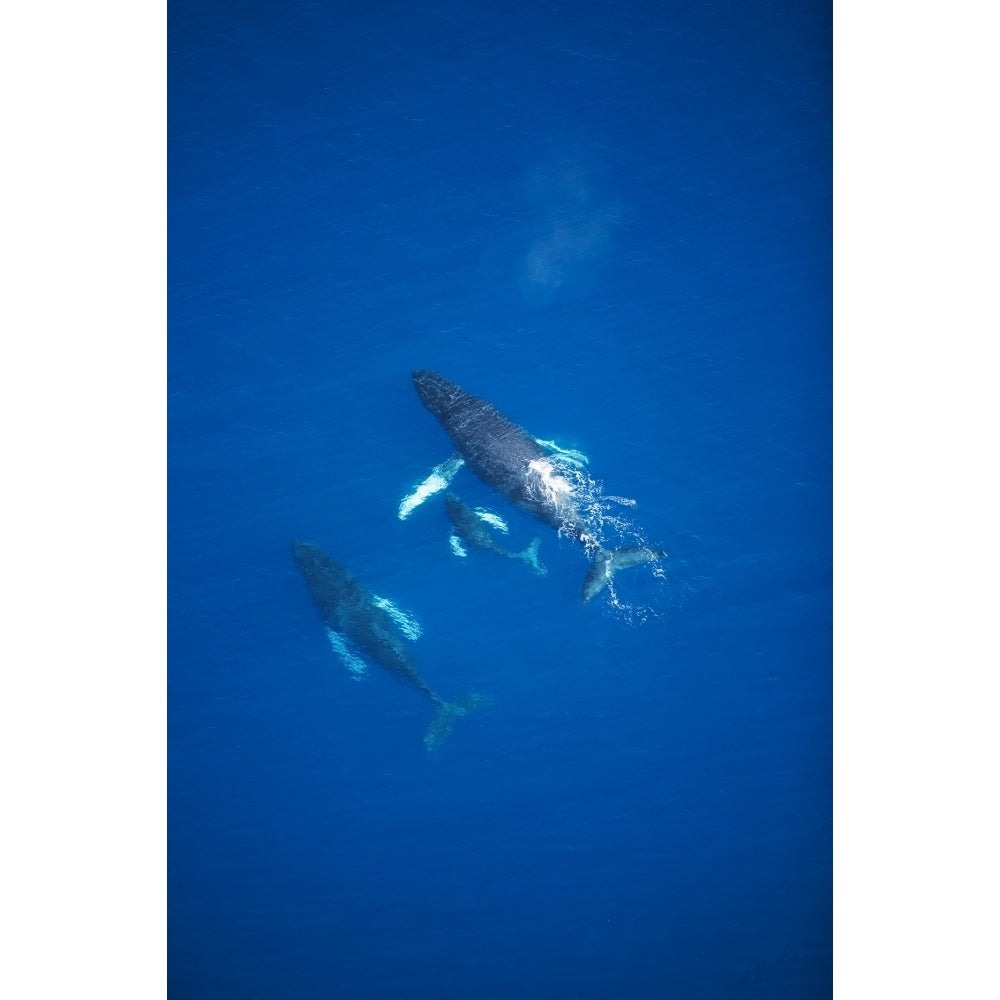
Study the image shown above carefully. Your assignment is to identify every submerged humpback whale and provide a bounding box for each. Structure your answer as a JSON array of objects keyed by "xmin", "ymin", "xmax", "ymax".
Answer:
[
  {"xmin": 444, "ymin": 492, "xmax": 546, "ymax": 576},
  {"xmin": 412, "ymin": 370, "xmax": 666, "ymax": 602},
  {"xmin": 292, "ymin": 540, "xmax": 488, "ymax": 750}
]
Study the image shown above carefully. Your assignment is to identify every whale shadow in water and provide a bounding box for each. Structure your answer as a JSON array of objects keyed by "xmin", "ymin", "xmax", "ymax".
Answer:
[
  {"xmin": 292, "ymin": 540, "xmax": 488, "ymax": 750},
  {"xmin": 411, "ymin": 370, "xmax": 667, "ymax": 603}
]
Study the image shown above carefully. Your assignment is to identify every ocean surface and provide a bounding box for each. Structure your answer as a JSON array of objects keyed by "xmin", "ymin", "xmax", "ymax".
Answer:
[{"xmin": 169, "ymin": 1, "xmax": 831, "ymax": 997}]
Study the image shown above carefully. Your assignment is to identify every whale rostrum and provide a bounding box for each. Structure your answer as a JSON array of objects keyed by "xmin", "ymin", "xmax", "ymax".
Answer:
[{"xmin": 411, "ymin": 370, "xmax": 666, "ymax": 602}]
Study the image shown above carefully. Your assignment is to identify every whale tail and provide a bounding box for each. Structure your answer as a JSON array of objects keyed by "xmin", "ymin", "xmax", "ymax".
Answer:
[
  {"xmin": 583, "ymin": 546, "xmax": 668, "ymax": 603},
  {"xmin": 518, "ymin": 537, "xmax": 548, "ymax": 576},
  {"xmin": 424, "ymin": 692, "xmax": 492, "ymax": 751}
]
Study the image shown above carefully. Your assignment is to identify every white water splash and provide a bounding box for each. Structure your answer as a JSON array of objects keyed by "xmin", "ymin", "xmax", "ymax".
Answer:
[{"xmin": 531, "ymin": 455, "xmax": 670, "ymax": 623}]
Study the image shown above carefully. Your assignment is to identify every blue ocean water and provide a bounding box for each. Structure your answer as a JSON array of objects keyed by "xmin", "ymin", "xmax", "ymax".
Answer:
[{"xmin": 169, "ymin": 1, "xmax": 831, "ymax": 997}]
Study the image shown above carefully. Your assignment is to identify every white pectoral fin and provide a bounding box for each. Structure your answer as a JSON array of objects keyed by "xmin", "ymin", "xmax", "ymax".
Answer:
[
  {"xmin": 398, "ymin": 454, "xmax": 465, "ymax": 519},
  {"xmin": 325, "ymin": 628, "xmax": 368, "ymax": 679}
]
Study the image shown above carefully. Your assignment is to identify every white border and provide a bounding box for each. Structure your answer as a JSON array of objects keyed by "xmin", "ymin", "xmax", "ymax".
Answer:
[
  {"xmin": 1, "ymin": 3, "xmax": 166, "ymax": 997},
  {"xmin": 835, "ymin": 2, "xmax": 998, "ymax": 996}
]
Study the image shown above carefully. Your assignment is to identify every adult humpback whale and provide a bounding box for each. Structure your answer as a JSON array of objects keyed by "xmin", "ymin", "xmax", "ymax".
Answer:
[
  {"xmin": 411, "ymin": 370, "xmax": 666, "ymax": 602},
  {"xmin": 292, "ymin": 540, "xmax": 488, "ymax": 750}
]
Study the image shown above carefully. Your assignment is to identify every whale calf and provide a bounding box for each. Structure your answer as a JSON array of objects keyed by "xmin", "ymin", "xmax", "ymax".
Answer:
[
  {"xmin": 444, "ymin": 492, "xmax": 546, "ymax": 576},
  {"xmin": 292, "ymin": 540, "xmax": 488, "ymax": 749},
  {"xmin": 411, "ymin": 370, "xmax": 666, "ymax": 602}
]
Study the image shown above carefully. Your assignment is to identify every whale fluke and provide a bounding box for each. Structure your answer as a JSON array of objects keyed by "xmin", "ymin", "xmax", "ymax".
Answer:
[
  {"xmin": 292, "ymin": 540, "xmax": 488, "ymax": 750},
  {"xmin": 582, "ymin": 546, "xmax": 669, "ymax": 604},
  {"xmin": 519, "ymin": 537, "xmax": 546, "ymax": 576},
  {"xmin": 425, "ymin": 693, "xmax": 493, "ymax": 751}
]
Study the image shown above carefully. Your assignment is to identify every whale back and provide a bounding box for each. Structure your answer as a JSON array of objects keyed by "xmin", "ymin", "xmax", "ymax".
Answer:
[{"xmin": 412, "ymin": 370, "xmax": 583, "ymax": 533}]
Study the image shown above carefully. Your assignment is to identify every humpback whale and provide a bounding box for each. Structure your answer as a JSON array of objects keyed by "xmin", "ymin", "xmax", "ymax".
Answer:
[
  {"xmin": 444, "ymin": 492, "xmax": 547, "ymax": 576},
  {"xmin": 412, "ymin": 370, "xmax": 667, "ymax": 602},
  {"xmin": 292, "ymin": 540, "xmax": 488, "ymax": 750}
]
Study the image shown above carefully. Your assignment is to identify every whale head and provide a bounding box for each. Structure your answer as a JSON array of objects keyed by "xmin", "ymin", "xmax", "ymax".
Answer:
[{"xmin": 412, "ymin": 370, "xmax": 467, "ymax": 422}]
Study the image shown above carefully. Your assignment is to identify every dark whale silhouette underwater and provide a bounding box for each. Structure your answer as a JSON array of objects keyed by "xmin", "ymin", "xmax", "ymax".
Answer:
[{"xmin": 292, "ymin": 540, "xmax": 488, "ymax": 750}]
